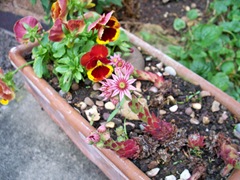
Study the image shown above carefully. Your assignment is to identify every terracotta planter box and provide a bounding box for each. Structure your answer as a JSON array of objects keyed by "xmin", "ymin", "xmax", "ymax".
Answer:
[{"xmin": 9, "ymin": 30, "xmax": 240, "ymax": 179}]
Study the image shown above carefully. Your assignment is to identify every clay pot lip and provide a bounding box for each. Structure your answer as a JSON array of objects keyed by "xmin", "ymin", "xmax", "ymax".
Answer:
[{"xmin": 8, "ymin": 30, "xmax": 240, "ymax": 180}]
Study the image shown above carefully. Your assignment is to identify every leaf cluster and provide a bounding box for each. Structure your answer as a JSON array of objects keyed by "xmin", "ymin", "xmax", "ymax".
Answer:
[{"xmin": 169, "ymin": 0, "xmax": 240, "ymax": 101}]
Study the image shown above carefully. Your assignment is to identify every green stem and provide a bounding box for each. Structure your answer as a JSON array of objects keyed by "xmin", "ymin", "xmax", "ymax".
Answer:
[{"xmin": 12, "ymin": 61, "xmax": 34, "ymax": 75}]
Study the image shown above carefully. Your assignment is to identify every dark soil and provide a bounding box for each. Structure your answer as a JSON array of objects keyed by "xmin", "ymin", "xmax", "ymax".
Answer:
[
  {"xmin": 104, "ymin": 0, "xmax": 213, "ymax": 34},
  {"xmin": 47, "ymin": 53, "xmax": 240, "ymax": 179}
]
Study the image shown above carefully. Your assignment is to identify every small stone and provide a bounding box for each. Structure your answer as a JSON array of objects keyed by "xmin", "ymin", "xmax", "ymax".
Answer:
[
  {"xmin": 200, "ymin": 90, "xmax": 211, "ymax": 97},
  {"xmin": 105, "ymin": 101, "xmax": 115, "ymax": 110},
  {"xmin": 211, "ymin": 100, "xmax": 220, "ymax": 112},
  {"xmin": 163, "ymin": 12, "xmax": 169, "ymax": 18},
  {"xmin": 120, "ymin": 98, "xmax": 148, "ymax": 120},
  {"xmin": 146, "ymin": 168, "xmax": 160, "ymax": 177},
  {"xmin": 220, "ymin": 111, "xmax": 228, "ymax": 121},
  {"xmin": 106, "ymin": 122, "xmax": 115, "ymax": 128},
  {"xmin": 145, "ymin": 56, "xmax": 152, "ymax": 61},
  {"xmin": 167, "ymin": 95, "xmax": 176, "ymax": 104},
  {"xmin": 147, "ymin": 161, "xmax": 159, "ymax": 169},
  {"xmin": 135, "ymin": 81, "xmax": 142, "ymax": 92},
  {"xmin": 162, "ymin": 0, "xmax": 170, "ymax": 3},
  {"xmin": 185, "ymin": 107, "xmax": 193, "ymax": 116},
  {"xmin": 190, "ymin": 118, "xmax": 200, "ymax": 125},
  {"xmin": 96, "ymin": 100, "xmax": 104, "ymax": 107},
  {"xmin": 191, "ymin": 3, "xmax": 197, "ymax": 8},
  {"xmin": 84, "ymin": 97, "xmax": 94, "ymax": 106},
  {"xmin": 202, "ymin": 116, "xmax": 210, "ymax": 125},
  {"xmin": 85, "ymin": 105, "xmax": 100, "ymax": 121},
  {"xmin": 156, "ymin": 62, "xmax": 163, "ymax": 69},
  {"xmin": 92, "ymin": 83, "xmax": 101, "ymax": 91},
  {"xmin": 125, "ymin": 121, "xmax": 135, "ymax": 128},
  {"xmin": 165, "ymin": 175, "xmax": 177, "ymax": 180},
  {"xmin": 218, "ymin": 118, "xmax": 224, "ymax": 124},
  {"xmin": 90, "ymin": 91, "xmax": 101, "ymax": 99},
  {"xmin": 164, "ymin": 66, "xmax": 176, "ymax": 76},
  {"xmin": 180, "ymin": 169, "xmax": 191, "ymax": 180},
  {"xmin": 144, "ymin": 66, "xmax": 151, "ymax": 71},
  {"xmin": 79, "ymin": 102, "xmax": 87, "ymax": 110},
  {"xmin": 192, "ymin": 103, "xmax": 202, "ymax": 110},
  {"xmin": 185, "ymin": 6, "xmax": 190, "ymax": 11},
  {"xmin": 59, "ymin": 90, "xmax": 67, "ymax": 97},
  {"xmin": 159, "ymin": 110, "xmax": 167, "ymax": 115},
  {"xmin": 149, "ymin": 86, "xmax": 158, "ymax": 93},
  {"xmin": 169, "ymin": 105, "xmax": 178, "ymax": 112},
  {"xmin": 125, "ymin": 46, "xmax": 145, "ymax": 70},
  {"xmin": 103, "ymin": 112, "xmax": 110, "ymax": 120},
  {"xmin": 71, "ymin": 82, "xmax": 79, "ymax": 91},
  {"xmin": 65, "ymin": 92, "xmax": 72, "ymax": 101}
]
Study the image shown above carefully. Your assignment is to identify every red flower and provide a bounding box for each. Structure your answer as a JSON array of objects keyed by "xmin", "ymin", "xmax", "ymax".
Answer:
[
  {"xmin": 80, "ymin": 45, "xmax": 113, "ymax": 82},
  {"xmin": 49, "ymin": 19, "xmax": 86, "ymax": 42},
  {"xmin": 0, "ymin": 69, "xmax": 15, "ymax": 105},
  {"xmin": 51, "ymin": 0, "xmax": 67, "ymax": 22},
  {"xmin": 66, "ymin": 19, "xmax": 85, "ymax": 35},
  {"xmin": 88, "ymin": 11, "xmax": 120, "ymax": 44},
  {"xmin": 49, "ymin": 19, "xmax": 65, "ymax": 42},
  {"xmin": 13, "ymin": 16, "xmax": 42, "ymax": 43}
]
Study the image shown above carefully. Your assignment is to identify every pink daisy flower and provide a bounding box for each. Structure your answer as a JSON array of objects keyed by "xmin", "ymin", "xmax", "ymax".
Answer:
[
  {"xmin": 109, "ymin": 71, "xmax": 136, "ymax": 101},
  {"xmin": 99, "ymin": 79, "xmax": 113, "ymax": 101}
]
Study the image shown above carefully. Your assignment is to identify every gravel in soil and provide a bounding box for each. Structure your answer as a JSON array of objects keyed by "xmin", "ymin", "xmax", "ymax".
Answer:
[{"xmin": 47, "ymin": 54, "xmax": 240, "ymax": 179}]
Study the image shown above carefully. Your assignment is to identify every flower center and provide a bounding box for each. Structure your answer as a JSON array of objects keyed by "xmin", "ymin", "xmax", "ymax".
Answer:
[{"xmin": 118, "ymin": 81, "xmax": 126, "ymax": 89}]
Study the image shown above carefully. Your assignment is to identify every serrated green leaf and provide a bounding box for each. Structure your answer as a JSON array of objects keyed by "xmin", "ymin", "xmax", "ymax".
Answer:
[
  {"xmin": 220, "ymin": 21, "xmax": 240, "ymax": 33},
  {"xmin": 211, "ymin": 1, "xmax": 229, "ymax": 15},
  {"xmin": 192, "ymin": 24, "xmax": 222, "ymax": 47},
  {"xmin": 221, "ymin": 61, "xmax": 235, "ymax": 74},
  {"xmin": 210, "ymin": 72, "xmax": 231, "ymax": 91},
  {"xmin": 190, "ymin": 58, "xmax": 211, "ymax": 78},
  {"xmin": 173, "ymin": 18, "xmax": 186, "ymax": 31},
  {"xmin": 33, "ymin": 56, "xmax": 44, "ymax": 78},
  {"xmin": 187, "ymin": 9, "xmax": 199, "ymax": 20}
]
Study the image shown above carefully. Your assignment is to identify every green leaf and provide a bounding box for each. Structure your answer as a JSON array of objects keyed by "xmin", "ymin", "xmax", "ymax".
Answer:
[
  {"xmin": 30, "ymin": 0, "xmax": 37, "ymax": 5},
  {"xmin": 192, "ymin": 24, "xmax": 222, "ymax": 47},
  {"xmin": 221, "ymin": 61, "xmax": 235, "ymax": 74},
  {"xmin": 190, "ymin": 58, "xmax": 211, "ymax": 78},
  {"xmin": 55, "ymin": 65, "xmax": 70, "ymax": 73},
  {"xmin": 220, "ymin": 21, "xmax": 240, "ymax": 33},
  {"xmin": 33, "ymin": 56, "xmax": 44, "ymax": 78},
  {"xmin": 110, "ymin": 0, "xmax": 122, "ymax": 6},
  {"xmin": 211, "ymin": 1, "xmax": 229, "ymax": 15},
  {"xmin": 187, "ymin": 9, "xmax": 199, "ymax": 20},
  {"xmin": 173, "ymin": 18, "xmax": 186, "ymax": 31},
  {"xmin": 210, "ymin": 72, "xmax": 231, "ymax": 91}
]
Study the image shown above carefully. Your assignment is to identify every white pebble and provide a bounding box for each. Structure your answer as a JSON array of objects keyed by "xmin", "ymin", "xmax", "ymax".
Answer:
[
  {"xmin": 164, "ymin": 66, "xmax": 176, "ymax": 76},
  {"xmin": 211, "ymin": 100, "xmax": 220, "ymax": 112},
  {"xmin": 149, "ymin": 86, "xmax": 158, "ymax": 93},
  {"xmin": 180, "ymin": 169, "xmax": 191, "ymax": 180},
  {"xmin": 192, "ymin": 103, "xmax": 202, "ymax": 110},
  {"xmin": 165, "ymin": 175, "xmax": 176, "ymax": 180},
  {"xmin": 156, "ymin": 62, "xmax": 163, "ymax": 69},
  {"xmin": 104, "ymin": 101, "xmax": 115, "ymax": 110},
  {"xmin": 146, "ymin": 168, "xmax": 160, "ymax": 177},
  {"xmin": 106, "ymin": 122, "xmax": 115, "ymax": 128},
  {"xmin": 96, "ymin": 100, "xmax": 104, "ymax": 107},
  {"xmin": 145, "ymin": 56, "xmax": 152, "ymax": 61},
  {"xmin": 169, "ymin": 105, "xmax": 178, "ymax": 112},
  {"xmin": 92, "ymin": 83, "xmax": 101, "ymax": 90},
  {"xmin": 85, "ymin": 105, "xmax": 100, "ymax": 121},
  {"xmin": 190, "ymin": 118, "xmax": 200, "ymax": 125}
]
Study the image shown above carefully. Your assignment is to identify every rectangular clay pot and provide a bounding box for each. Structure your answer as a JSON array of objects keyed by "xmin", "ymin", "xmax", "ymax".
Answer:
[{"xmin": 9, "ymin": 31, "xmax": 240, "ymax": 180}]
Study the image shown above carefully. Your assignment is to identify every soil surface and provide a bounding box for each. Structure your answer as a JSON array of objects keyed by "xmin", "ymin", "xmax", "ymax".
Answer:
[{"xmin": 47, "ymin": 53, "xmax": 239, "ymax": 179}]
